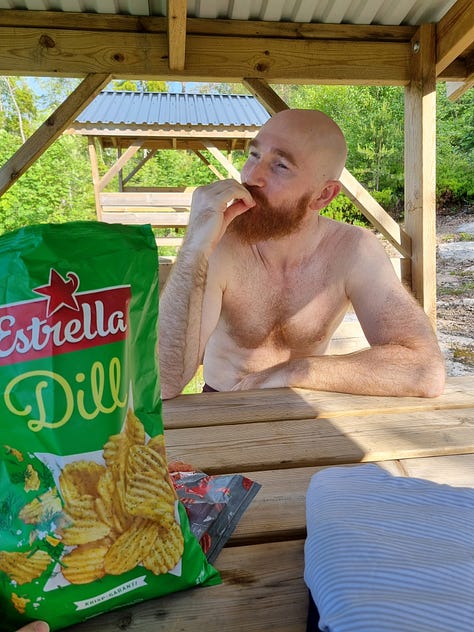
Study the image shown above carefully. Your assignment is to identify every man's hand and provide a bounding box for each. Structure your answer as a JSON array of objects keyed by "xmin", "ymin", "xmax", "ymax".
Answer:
[{"xmin": 187, "ymin": 179, "xmax": 255, "ymax": 255}]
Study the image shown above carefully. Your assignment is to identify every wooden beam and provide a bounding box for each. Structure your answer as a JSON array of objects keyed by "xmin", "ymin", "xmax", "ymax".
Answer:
[
  {"xmin": 0, "ymin": 11, "xmax": 416, "ymax": 41},
  {"xmin": 0, "ymin": 27, "xmax": 411, "ymax": 84},
  {"xmin": 193, "ymin": 150, "xmax": 226, "ymax": 180},
  {"xmin": 0, "ymin": 73, "xmax": 110, "ymax": 196},
  {"xmin": 339, "ymin": 169, "xmax": 411, "ymax": 259},
  {"xmin": 436, "ymin": 0, "xmax": 474, "ymax": 75},
  {"xmin": 123, "ymin": 149, "xmax": 158, "ymax": 185},
  {"xmin": 243, "ymin": 78, "xmax": 289, "ymax": 114},
  {"xmin": 203, "ymin": 143, "xmax": 241, "ymax": 181},
  {"xmin": 404, "ymin": 25, "xmax": 437, "ymax": 323},
  {"xmin": 98, "ymin": 141, "xmax": 143, "ymax": 190},
  {"xmin": 446, "ymin": 53, "xmax": 474, "ymax": 100},
  {"xmin": 167, "ymin": 0, "xmax": 187, "ymax": 71},
  {"xmin": 87, "ymin": 136, "xmax": 102, "ymax": 220},
  {"xmin": 101, "ymin": 211, "xmax": 190, "ymax": 227}
]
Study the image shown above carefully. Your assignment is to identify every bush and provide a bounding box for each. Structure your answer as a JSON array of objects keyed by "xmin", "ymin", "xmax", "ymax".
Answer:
[{"xmin": 322, "ymin": 194, "xmax": 368, "ymax": 226}]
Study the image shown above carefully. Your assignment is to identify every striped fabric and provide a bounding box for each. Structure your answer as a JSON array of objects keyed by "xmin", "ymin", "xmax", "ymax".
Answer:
[{"xmin": 304, "ymin": 464, "xmax": 474, "ymax": 632}]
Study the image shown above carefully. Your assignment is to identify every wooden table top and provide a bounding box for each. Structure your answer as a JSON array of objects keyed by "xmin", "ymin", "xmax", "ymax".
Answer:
[{"xmin": 70, "ymin": 375, "xmax": 474, "ymax": 632}]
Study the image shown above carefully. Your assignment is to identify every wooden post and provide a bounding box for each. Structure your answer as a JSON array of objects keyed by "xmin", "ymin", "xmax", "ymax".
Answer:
[
  {"xmin": 404, "ymin": 24, "xmax": 437, "ymax": 325},
  {"xmin": 87, "ymin": 136, "xmax": 102, "ymax": 220}
]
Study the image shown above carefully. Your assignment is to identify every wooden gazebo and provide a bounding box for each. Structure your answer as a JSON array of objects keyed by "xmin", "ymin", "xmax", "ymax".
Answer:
[{"xmin": 0, "ymin": 0, "xmax": 473, "ymax": 327}]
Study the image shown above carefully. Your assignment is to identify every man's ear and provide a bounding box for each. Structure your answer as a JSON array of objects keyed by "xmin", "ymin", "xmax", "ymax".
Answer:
[{"xmin": 309, "ymin": 181, "xmax": 341, "ymax": 211}]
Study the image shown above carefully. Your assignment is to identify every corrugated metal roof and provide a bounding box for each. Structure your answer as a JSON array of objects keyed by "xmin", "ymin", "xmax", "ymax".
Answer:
[
  {"xmin": 0, "ymin": 0, "xmax": 458, "ymax": 26},
  {"xmin": 76, "ymin": 91, "xmax": 271, "ymax": 127}
]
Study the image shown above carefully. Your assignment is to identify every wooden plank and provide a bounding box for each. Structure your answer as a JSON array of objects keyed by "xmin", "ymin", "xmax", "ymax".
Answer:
[
  {"xmin": 162, "ymin": 376, "xmax": 474, "ymax": 429},
  {"xmin": 0, "ymin": 27, "xmax": 411, "ymax": 84},
  {"xmin": 0, "ymin": 10, "xmax": 417, "ymax": 42},
  {"xmin": 87, "ymin": 136, "xmax": 102, "ymax": 219},
  {"xmin": 99, "ymin": 141, "xmax": 143, "ymax": 190},
  {"xmin": 102, "ymin": 211, "xmax": 189, "ymax": 227},
  {"xmin": 340, "ymin": 168, "xmax": 412, "ymax": 258},
  {"xmin": 404, "ymin": 25, "xmax": 437, "ymax": 322},
  {"xmin": 230, "ymin": 454, "xmax": 458, "ymax": 546},
  {"xmin": 243, "ymin": 77, "xmax": 289, "ymax": 114},
  {"xmin": 167, "ymin": 0, "xmax": 187, "ymax": 71},
  {"xmin": 66, "ymin": 540, "xmax": 308, "ymax": 632},
  {"xmin": 122, "ymin": 148, "xmax": 157, "ymax": 185},
  {"xmin": 100, "ymin": 192, "xmax": 193, "ymax": 207},
  {"xmin": 436, "ymin": 0, "xmax": 474, "ymax": 75},
  {"xmin": 446, "ymin": 67, "xmax": 474, "ymax": 100},
  {"xmin": 399, "ymin": 453, "xmax": 474, "ymax": 487},
  {"xmin": 0, "ymin": 73, "xmax": 110, "ymax": 196},
  {"xmin": 203, "ymin": 143, "xmax": 241, "ymax": 180},
  {"xmin": 156, "ymin": 236, "xmax": 183, "ymax": 247},
  {"xmin": 231, "ymin": 455, "xmax": 474, "ymax": 544},
  {"xmin": 164, "ymin": 407, "xmax": 474, "ymax": 474}
]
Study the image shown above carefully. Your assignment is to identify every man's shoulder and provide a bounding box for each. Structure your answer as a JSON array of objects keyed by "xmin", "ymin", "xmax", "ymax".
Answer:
[{"xmin": 321, "ymin": 215, "xmax": 373, "ymax": 244}]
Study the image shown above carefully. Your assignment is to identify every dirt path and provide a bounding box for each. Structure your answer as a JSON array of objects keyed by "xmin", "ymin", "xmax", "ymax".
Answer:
[{"xmin": 435, "ymin": 210, "xmax": 474, "ymax": 376}]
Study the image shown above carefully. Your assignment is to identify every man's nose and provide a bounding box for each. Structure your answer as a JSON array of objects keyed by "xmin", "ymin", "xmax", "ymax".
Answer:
[{"xmin": 241, "ymin": 160, "xmax": 266, "ymax": 187}]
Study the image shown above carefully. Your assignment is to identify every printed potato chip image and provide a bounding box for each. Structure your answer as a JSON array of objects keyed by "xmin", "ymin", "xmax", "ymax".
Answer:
[
  {"xmin": 0, "ymin": 550, "xmax": 52, "ymax": 585},
  {"xmin": 61, "ymin": 539, "xmax": 110, "ymax": 585},
  {"xmin": 142, "ymin": 522, "xmax": 184, "ymax": 575},
  {"xmin": 59, "ymin": 461, "xmax": 105, "ymax": 504},
  {"xmin": 124, "ymin": 409, "xmax": 146, "ymax": 446},
  {"xmin": 18, "ymin": 488, "xmax": 62, "ymax": 525},
  {"xmin": 11, "ymin": 593, "xmax": 30, "ymax": 615},
  {"xmin": 103, "ymin": 518, "xmax": 158, "ymax": 575},
  {"xmin": 24, "ymin": 464, "xmax": 40, "ymax": 492}
]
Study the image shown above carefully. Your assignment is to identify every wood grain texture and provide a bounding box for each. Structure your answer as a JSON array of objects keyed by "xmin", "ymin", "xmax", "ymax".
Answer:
[
  {"xmin": 0, "ymin": 27, "xmax": 410, "ymax": 83},
  {"xmin": 162, "ymin": 376, "xmax": 474, "ymax": 429},
  {"xmin": 66, "ymin": 540, "xmax": 308, "ymax": 632},
  {"xmin": 165, "ymin": 407, "xmax": 474, "ymax": 474}
]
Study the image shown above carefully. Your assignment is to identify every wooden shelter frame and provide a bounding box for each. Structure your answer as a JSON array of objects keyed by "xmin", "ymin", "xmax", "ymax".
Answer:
[
  {"xmin": 65, "ymin": 108, "xmax": 257, "ymax": 245},
  {"xmin": 0, "ymin": 1, "xmax": 473, "ymax": 327}
]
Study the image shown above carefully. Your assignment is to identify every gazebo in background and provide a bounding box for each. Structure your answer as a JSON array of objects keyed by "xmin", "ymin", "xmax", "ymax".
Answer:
[{"xmin": 66, "ymin": 90, "xmax": 270, "ymax": 248}]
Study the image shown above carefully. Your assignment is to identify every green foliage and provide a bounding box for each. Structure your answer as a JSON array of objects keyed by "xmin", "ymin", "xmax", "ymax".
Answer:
[
  {"xmin": 321, "ymin": 193, "xmax": 367, "ymax": 226},
  {"xmin": 284, "ymin": 84, "xmax": 405, "ymax": 196},
  {"xmin": 0, "ymin": 78, "xmax": 472, "ymax": 239},
  {"xmin": 0, "ymin": 134, "xmax": 95, "ymax": 234},
  {"xmin": 436, "ymin": 85, "xmax": 474, "ymax": 205},
  {"xmin": 110, "ymin": 79, "xmax": 168, "ymax": 92}
]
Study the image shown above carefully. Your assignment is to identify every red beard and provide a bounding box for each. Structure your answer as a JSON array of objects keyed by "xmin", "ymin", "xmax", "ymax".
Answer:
[{"xmin": 228, "ymin": 185, "xmax": 312, "ymax": 243}]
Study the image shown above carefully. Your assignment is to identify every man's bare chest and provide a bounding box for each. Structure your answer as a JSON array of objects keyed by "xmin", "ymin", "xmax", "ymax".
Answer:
[{"xmin": 221, "ymin": 269, "xmax": 349, "ymax": 351}]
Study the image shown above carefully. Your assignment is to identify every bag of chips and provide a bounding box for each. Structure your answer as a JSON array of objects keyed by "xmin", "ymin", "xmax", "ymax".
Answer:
[{"xmin": 0, "ymin": 221, "xmax": 220, "ymax": 632}]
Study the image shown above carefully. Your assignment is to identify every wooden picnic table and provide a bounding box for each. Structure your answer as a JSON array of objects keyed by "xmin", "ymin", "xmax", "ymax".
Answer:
[{"xmin": 70, "ymin": 375, "xmax": 474, "ymax": 632}]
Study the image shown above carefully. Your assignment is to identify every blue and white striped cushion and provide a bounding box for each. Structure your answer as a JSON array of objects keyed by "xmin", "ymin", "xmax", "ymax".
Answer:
[{"xmin": 304, "ymin": 464, "xmax": 474, "ymax": 632}]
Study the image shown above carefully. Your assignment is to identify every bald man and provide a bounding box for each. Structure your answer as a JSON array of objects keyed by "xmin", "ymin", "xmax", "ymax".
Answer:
[{"xmin": 159, "ymin": 109, "xmax": 445, "ymax": 399}]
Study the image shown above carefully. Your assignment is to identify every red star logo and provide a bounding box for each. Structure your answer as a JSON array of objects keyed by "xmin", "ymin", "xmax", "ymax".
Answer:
[{"xmin": 33, "ymin": 269, "xmax": 80, "ymax": 317}]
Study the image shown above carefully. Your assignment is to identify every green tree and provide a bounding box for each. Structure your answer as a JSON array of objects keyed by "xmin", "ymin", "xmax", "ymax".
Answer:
[
  {"xmin": 110, "ymin": 79, "xmax": 168, "ymax": 92},
  {"xmin": 436, "ymin": 84, "xmax": 474, "ymax": 207}
]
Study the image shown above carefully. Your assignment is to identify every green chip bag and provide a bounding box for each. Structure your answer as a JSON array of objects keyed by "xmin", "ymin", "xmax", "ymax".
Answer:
[{"xmin": 0, "ymin": 221, "xmax": 220, "ymax": 632}]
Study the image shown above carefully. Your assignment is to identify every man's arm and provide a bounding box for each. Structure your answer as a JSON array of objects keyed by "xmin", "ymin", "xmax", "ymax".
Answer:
[
  {"xmin": 159, "ymin": 180, "xmax": 255, "ymax": 399},
  {"xmin": 233, "ymin": 230, "xmax": 445, "ymax": 397}
]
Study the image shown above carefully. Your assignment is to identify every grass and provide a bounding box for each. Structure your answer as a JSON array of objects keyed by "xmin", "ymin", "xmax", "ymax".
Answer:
[
  {"xmin": 182, "ymin": 365, "xmax": 205, "ymax": 394},
  {"xmin": 438, "ymin": 281, "xmax": 474, "ymax": 296},
  {"xmin": 452, "ymin": 347, "xmax": 474, "ymax": 366},
  {"xmin": 439, "ymin": 232, "xmax": 474, "ymax": 242}
]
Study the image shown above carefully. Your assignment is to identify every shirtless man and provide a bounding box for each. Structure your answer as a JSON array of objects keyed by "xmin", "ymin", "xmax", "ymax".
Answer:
[{"xmin": 159, "ymin": 109, "xmax": 445, "ymax": 399}]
